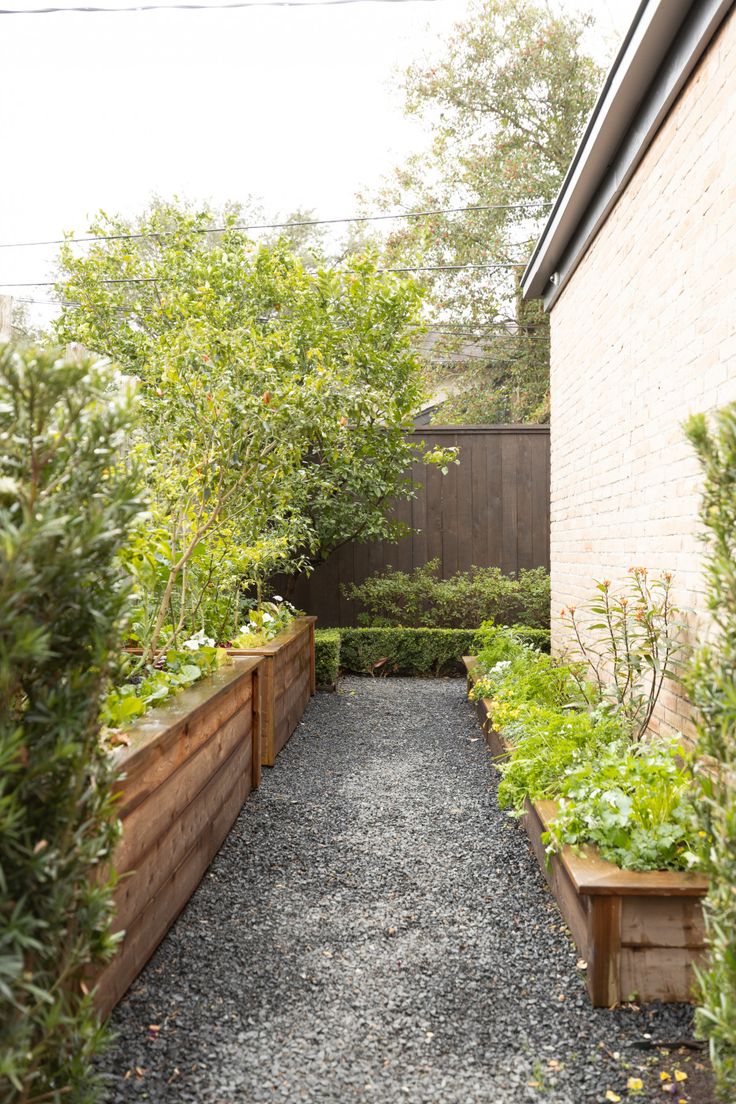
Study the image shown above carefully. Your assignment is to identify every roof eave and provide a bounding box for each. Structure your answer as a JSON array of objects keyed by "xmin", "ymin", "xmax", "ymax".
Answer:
[{"xmin": 521, "ymin": 0, "xmax": 733, "ymax": 309}]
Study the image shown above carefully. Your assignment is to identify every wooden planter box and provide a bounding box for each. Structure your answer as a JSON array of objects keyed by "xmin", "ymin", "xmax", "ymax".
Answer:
[
  {"xmin": 228, "ymin": 616, "xmax": 316, "ymax": 767},
  {"xmin": 96, "ymin": 657, "xmax": 262, "ymax": 1016},
  {"xmin": 463, "ymin": 657, "xmax": 708, "ymax": 1006}
]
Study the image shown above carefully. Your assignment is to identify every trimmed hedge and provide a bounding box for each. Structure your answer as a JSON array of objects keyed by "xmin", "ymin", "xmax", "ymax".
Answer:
[
  {"xmin": 339, "ymin": 627, "xmax": 478, "ymax": 676},
  {"xmin": 315, "ymin": 628, "xmax": 341, "ymax": 688},
  {"xmin": 314, "ymin": 625, "xmax": 550, "ymax": 683}
]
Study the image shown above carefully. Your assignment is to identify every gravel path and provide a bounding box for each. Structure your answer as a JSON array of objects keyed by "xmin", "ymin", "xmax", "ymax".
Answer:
[{"xmin": 102, "ymin": 677, "xmax": 696, "ymax": 1104}]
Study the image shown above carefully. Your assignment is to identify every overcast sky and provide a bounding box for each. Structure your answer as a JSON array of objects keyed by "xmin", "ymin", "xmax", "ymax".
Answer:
[{"xmin": 0, "ymin": 0, "xmax": 639, "ymax": 303}]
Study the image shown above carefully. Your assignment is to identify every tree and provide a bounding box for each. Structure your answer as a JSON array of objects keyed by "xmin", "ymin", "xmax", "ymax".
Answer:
[
  {"xmin": 54, "ymin": 201, "xmax": 452, "ymax": 647},
  {"xmin": 374, "ymin": 0, "xmax": 603, "ymax": 423}
]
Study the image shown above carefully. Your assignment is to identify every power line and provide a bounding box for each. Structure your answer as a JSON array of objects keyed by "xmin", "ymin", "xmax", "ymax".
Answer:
[
  {"xmin": 0, "ymin": 200, "xmax": 552, "ymax": 250},
  {"xmin": 0, "ymin": 262, "xmax": 529, "ymax": 289},
  {"xmin": 1, "ymin": 0, "xmax": 448, "ymax": 12}
]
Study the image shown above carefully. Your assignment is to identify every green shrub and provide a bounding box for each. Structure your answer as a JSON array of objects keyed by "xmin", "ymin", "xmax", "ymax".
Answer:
[
  {"xmin": 543, "ymin": 739, "xmax": 697, "ymax": 872},
  {"xmin": 474, "ymin": 621, "xmax": 550, "ymax": 659},
  {"xmin": 338, "ymin": 627, "xmax": 480, "ymax": 676},
  {"xmin": 315, "ymin": 628, "xmax": 341, "ymax": 689},
  {"xmin": 0, "ymin": 345, "xmax": 142, "ymax": 1100},
  {"xmin": 342, "ymin": 559, "xmax": 550, "ymax": 629},
  {"xmin": 685, "ymin": 406, "xmax": 736, "ymax": 1093}
]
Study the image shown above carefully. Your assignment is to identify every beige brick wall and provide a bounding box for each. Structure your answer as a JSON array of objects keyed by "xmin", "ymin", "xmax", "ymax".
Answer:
[{"xmin": 549, "ymin": 9, "xmax": 736, "ymax": 737}]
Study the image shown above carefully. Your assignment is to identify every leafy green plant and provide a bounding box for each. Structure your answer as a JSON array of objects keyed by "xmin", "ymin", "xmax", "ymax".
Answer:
[
  {"xmin": 0, "ymin": 344, "xmax": 142, "ymax": 1101},
  {"xmin": 101, "ymin": 646, "xmax": 225, "ymax": 732},
  {"xmin": 470, "ymin": 642, "xmax": 588, "ymax": 723},
  {"xmin": 232, "ymin": 596, "xmax": 299, "ymax": 648},
  {"xmin": 685, "ymin": 406, "xmax": 736, "ymax": 1095},
  {"xmin": 315, "ymin": 628, "xmax": 341, "ymax": 689},
  {"xmin": 561, "ymin": 568, "xmax": 683, "ymax": 741},
  {"xmin": 496, "ymin": 708, "xmax": 622, "ymax": 812},
  {"xmin": 342, "ymin": 560, "xmax": 550, "ymax": 629},
  {"xmin": 543, "ymin": 739, "xmax": 697, "ymax": 872}
]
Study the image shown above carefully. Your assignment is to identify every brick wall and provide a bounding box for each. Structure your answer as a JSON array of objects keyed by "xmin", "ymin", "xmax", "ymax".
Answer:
[{"xmin": 549, "ymin": 8, "xmax": 736, "ymax": 737}]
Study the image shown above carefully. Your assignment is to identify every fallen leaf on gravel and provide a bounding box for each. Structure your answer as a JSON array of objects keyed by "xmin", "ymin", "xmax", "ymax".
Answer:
[
  {"xmin": 322, "ymin": 950, "xmax": 333, "ymax": 958},
  {"xmin": 627, "ymin": 1077, "xmax": 643, "ymax": 1092},
  {"xmin": 674, "ymin": 1070, "xmax": 687, "ymax": 1082},
  {"xmin": 604, "ymin": 1092, "xmax": 621, "ymax": 1102},
  {"xmin": 660, "ymin": 1072, "xmax": 671, "ymax": 1081},
  {"xmin": 576, "ymin": 959, "xmax": 587, "ymax": 970}
]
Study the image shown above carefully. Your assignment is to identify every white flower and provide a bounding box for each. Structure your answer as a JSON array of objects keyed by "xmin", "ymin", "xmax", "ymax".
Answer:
[
  {"xmin": 182, "ymin": 628, "xmax": 214, "ymax": 650},
  {"xmin": 273, "ymin": 594, "xmax": 283, "ymax": 602},
  {"xmin": 262, "ymin": 612, "xmax": 274, "ymax": 622}
]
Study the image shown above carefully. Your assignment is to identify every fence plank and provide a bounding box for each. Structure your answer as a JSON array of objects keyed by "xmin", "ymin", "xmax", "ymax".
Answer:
[{"xmin": 290, "ymin": 426, "xmax": 549, "ymax": 626}]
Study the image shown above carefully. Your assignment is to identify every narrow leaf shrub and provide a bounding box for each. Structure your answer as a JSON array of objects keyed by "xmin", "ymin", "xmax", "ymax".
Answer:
[
  {"xmin": 0, "ymin": 345, "xmax": 141, "ymax": 1101},
  {"xmin": 685, "ymin": 407, "xmax": 736, "ymax": 1095},
  {"xmin": 315, "ymin": 628, "xmax": 341, "ymax": 689},
  {"xmin": 342, "ymin": 559, "xmax": 550, "ymax": 629}
]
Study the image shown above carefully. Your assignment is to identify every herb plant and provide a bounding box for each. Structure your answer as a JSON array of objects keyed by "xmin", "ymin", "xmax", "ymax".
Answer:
[{"xmin": 543, "ymin": 739, "xmax": 697, "ymax": 872}]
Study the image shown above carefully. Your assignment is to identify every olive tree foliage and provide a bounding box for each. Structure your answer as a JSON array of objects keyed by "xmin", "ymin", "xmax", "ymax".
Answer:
[
  {"xmin": 54, "ymin": 202, "xmax": 447, "ymax": 649},
  {"xmin": 0, "ymin": 345, "xmax": 142, "ymax": 1102},
  {"xmin": 373, "ymin": 0, "xmax": 604, "ymax": 423},
  {"xmin": 685, "ymin": 407, "xmax": 736, "ymax": 1098}
]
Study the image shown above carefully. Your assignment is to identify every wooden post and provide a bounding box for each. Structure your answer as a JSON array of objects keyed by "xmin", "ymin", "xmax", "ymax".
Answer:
[
  {"xmin": 587, "ymin": 896, "xmax": 622, "ymax": 1006},
  {"xmin": 0, "ymin": 296, "xmax": 12, "ymax": 341}
]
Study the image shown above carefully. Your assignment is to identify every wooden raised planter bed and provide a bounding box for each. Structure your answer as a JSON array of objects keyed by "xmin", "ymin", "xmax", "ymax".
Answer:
[
  {"xmin": 96, "ymin": 657, "xmax": 262, "ymax": 1017},
  {"xmin": 463, "ymin": 657, "xmax": 708, "ymax": 1006},
  {"xmin": 228, "ymin": 615, "xmax": 316, "ymax": 767}
]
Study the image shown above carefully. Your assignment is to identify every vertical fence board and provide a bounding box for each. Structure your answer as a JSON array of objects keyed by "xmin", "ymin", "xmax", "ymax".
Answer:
[{"xmin": 289, "ymin": 426, "xmax": 549, "ymax": 626}]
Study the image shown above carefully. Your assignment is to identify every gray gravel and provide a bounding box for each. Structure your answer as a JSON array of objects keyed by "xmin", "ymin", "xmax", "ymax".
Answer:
[{"xmin": 101, "ymin": 677, "xmax": 694, "ymax": 1103}]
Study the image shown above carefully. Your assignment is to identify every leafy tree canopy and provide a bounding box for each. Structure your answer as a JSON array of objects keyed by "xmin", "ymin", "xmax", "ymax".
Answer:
[
  {"xmin": 54, "ymin": 200, "xmax": 452, "ymax": 649},
  {"xmin": 373, "ymin": 0, "xmax": 604, "ymax": 423}
]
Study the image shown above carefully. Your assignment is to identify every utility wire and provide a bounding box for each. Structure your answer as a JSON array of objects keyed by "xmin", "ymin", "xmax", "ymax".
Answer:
[
  {"xmin": 0, "ymin": 263, "xmax": 528, "ymax": 288},
  {"xmin": 0, "ymin": 201, "xmax": 552, "ymax": 250},
  {"xmin": 1, "ymin": 0, "xmax": 448, "ymax": 11}
]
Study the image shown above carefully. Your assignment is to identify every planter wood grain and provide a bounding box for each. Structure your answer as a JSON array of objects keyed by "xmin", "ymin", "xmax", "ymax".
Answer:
[
  {"xmin": 463, "ymin": 656, "xmax": 708, "ymax": 1006},
  {"xmin": 96, "ymin": 657, "xmax": 262, "ymax": 1017},
  {"xmin": 228, "ymin": 616, "xmax": 316, "ymax": 767}
]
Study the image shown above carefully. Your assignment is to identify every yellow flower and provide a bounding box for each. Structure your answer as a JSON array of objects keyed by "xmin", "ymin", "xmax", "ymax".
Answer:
[
  {"xmin": 627, "ymin": 1077, "xmax": 643, "ymax": 1092},
  {"xmin": 674, "ymin": 1070, "xmax": 688, "ymax": 1082},
  {"xmin": 660, "ymin": 1071, "xmax": 671, "ymax": 1081}
]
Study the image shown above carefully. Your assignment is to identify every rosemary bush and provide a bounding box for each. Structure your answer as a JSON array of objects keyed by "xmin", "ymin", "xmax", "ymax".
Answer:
[
  {"xmin": 0, "ymin": 345, "xmax": 141, "ymax": 1102},
  {"xmin": 686, "ymin": 407, "xmax": 736, "ymax": 1097}
]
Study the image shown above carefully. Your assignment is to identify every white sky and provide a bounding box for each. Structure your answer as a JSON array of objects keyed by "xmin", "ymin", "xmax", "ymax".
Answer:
[{"xmin": 0, "ymin": 0, "xmax": 639, "ymax": 304}]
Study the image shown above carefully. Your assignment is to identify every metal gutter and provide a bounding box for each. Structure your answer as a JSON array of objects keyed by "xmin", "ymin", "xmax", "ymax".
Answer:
[{"xmin": 521, "ymin": 0, "xmax": 733, "ymax": 309}]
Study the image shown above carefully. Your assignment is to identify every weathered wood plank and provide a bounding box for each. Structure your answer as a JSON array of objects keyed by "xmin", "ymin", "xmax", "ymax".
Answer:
[
  {"xmin": 587, "ymin": 896, "xmax": 622, "ymax": 1006},
  {"xmin": 113, "ymin": 737, "xmax": 251, "ymax": 933},
  {"xmin": 619, "ymin": 946, "xmax": 704, "ymax": 1004},
  {"xmin": 96, "ymin": 748, "xmax": 250, "ymax": 1016},
  {"xmin": 621, "ymin": 896, "xmax": 706, "ymax": 948},
  {"xmin": 228, "ymin": 617, "xmax": 316, "ymax": 767},
  {"xmin": 95, "ymin": 661, "xmax": 261, "ymax": 1017},
  {"xmin": 114, "ymin": 660, "xmax": 259, "ymax": 818},
  {"xmin": 115, "ymin": 702, "xmax": 253, "ymax": 873}
]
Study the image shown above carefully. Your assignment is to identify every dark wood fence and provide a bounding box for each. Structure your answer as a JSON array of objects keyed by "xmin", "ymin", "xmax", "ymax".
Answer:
[{"xmin": 289, "ymin": 425, "xmax": 550, "ymax": 626}]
